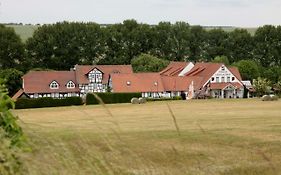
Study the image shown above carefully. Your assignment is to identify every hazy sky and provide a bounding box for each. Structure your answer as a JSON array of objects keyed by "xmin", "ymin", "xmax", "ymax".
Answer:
[{"xmin": 1, "ymin": 0, "xmax": 281, "ymax": 27}]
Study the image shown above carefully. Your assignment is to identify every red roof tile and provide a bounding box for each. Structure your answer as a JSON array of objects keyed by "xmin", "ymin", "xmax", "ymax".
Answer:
[
  {"xmin": 111, "ymin": 73, "xmax": 165, "ymax": 93},
  {"xmin": 210, "ymin": 82, "xmax": 243, "ymax": 90},
  {"xmin": 12, "ymin": 89, "xmax": 28, "ymax": 101},
  {"xmin": 161, "ymin": 76, "xmax": 203, "ymax": 91},
  {"xmin": 23, "ymin": 71, "xmax": 79, "ymax": 94},
  {"xmin": 160, "ymin": 61, "xmax": 190, "ymax": 76},
  {"xmin": 74, "ymin": 65, "xmax": 133, "ymax": 84},
  {"xmin": 185, "ymin": 63, "xmax": 243, "ymax": 87}
]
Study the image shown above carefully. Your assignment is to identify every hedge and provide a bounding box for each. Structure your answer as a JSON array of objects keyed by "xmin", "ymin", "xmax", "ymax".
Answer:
[
  {"xmin": 15, "ymin": 97, "xmax": 83, "ymax": 109},
  {"xmin": 86, "ymin": 92, "xmax": 142, "ymax": 105},
  {"xmin": 146, "ymin": 96, "xmax": 183, "ymax": 102}
]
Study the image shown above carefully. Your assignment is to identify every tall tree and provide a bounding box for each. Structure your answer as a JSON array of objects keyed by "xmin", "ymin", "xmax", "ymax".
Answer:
[
  {"xmin": 227, "ymin": 29, "xmax": 254, "ymax": 63},
  {"xmin": 99, "ymin": 20, "xmax": 153, "ymax": 65},
  {"xmin": 204, "ymin": 29, "xmax": 229, "ymax": 61},
  {"xmin": 253, "ymin": 25, "xmax": 281, "ymax": 67},
  {"xmin": 232, "ymin": 60, "xmax": 260, "ymax": 81},
  {"xmin": 188, "ymin": 25, "xmax": 208, "ymax": 62},
  {"xmin": 26, "ymin": 22, "xmax": 106, "ymax": 70},
  {"xmin": 0, "ymin": 25, "xmax": 25, "ymax": 69},
  {"xmin": 131, "ymin": 54, "xmax": 169, "ymax": 72},
  {"xmin": 0, "ymin": 69, "xmax": 23, "ymax": 96}
]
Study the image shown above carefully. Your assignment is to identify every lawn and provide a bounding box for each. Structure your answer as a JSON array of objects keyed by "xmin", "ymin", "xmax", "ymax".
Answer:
[{"xmin": 13, "ymin": 99, "xmax": 281, "ymax": 175}]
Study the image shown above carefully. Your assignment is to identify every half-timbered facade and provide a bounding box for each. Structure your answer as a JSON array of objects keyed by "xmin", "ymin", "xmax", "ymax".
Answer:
[{"xmin": 13, "ymin": 62, "xmax": 248, "ymax": 100}]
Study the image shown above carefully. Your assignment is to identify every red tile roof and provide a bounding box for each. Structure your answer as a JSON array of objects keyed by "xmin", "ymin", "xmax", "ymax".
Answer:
[
  {"xmin": 161, "ymin": 76, "xmax": 203, "ymax": 91},
  {"xmin": 12, "ymin": 89, "xmax": 28, "ymax": 101},
  {"xmin": 23, "ymin": 71, "xmax": 79, "ymax": 94},
  {"xmin": 111, "ymin": 73, "xmax": 165, "ymax": 93},
  {"xmin": 185, "ymin": 63, "xmax": 243, "ymax": 87},
  {"xmin": 159, "ymin": 61, "xmax": 190, "ymax": 76},
  {"xmin": 74, "ymin": 65, "xmax": 133, "ymax": 84},
  {"xmin": 210, "ymin": 82, "xmax": 243, "ymax": 90}
]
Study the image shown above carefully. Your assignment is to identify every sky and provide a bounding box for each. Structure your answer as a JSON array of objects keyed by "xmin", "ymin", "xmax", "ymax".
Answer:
[{"xmin": 0, "ymin": 0, "xmax": 281, "ymax": 27}]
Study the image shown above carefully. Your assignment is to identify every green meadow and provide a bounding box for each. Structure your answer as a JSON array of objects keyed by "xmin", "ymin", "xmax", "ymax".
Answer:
[{"xmin": 13, "ymin": 99, "xmax": 281, "ymax": 175}]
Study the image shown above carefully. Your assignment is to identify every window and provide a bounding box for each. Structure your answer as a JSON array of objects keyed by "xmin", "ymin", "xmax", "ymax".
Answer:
[
  {"xmin": 227, "ymin": 77, "xmax": 230, "ymax": 82},
  {"xmin": 221, "ymin": 77, "xmax": 225, "ymax": 82},
  {"xmin": 221, "ymin": 66, "xmax": 225, "ymax": 71},
  {"xmin": 216, "ymin": 77, "xmax": 219, "ymax": 82},
  {"xmin": 66, "ymin": 81, "xmax": 75, "ymax": 89},
  {"xmin": 232, "ymin": 77, "xmax": 235, "ymax": 81},
  {"xmin": 50, "ymin": 81, "xmax": 59, "ymax": 89},
  {"xmin": 211, "ymin": 77, "xmax": 215, "ymax": 81}
]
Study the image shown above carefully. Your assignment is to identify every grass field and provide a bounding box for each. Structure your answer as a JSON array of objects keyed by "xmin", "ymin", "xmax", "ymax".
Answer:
[
  {"xmin": 5, "ymin": 25, "xmax": 39, "ymax": 42},
  {"xmin": 13, "ymin": 99, "xmax": 281, "ymax": 175}
]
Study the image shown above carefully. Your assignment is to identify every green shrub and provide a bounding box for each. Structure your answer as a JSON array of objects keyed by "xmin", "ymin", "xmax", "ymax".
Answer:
[
  {"xmin": 86, "ymin": 93, "xmax": 142, "ymax": 105},
  {"xmin": 146, "ymin": 96, "xmax": 183, "ymax": 102},
  {"xmin": 15, "ymin": 97, "xmax": 83, "ymax": 109}
]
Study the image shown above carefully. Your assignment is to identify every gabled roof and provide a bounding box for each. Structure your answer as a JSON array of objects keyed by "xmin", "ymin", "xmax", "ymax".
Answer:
[
  {"xmin": 185, "ymin": 63, "xmax": 243, "ymax": 87},
  {"xmin": 12, "ymin": 89, "xmax": 29, "ymax": 101},
  {"xmin": 111, "ymin": 73, "xmax": 165, "ymax": 93},
  {"xmin": 74, "ymin": 65, "xmax": 133, "ymax": 84},
  {"xmin": 23, "ymin": 71, "xmax": 79, "ymax": 93},
  {"xmin": 210, "ymin": 82, "xmax": 243, "ymax": 90},
  {"xmin": 159, "ymin": 61, "xmax": 191, "ymax": 76}
]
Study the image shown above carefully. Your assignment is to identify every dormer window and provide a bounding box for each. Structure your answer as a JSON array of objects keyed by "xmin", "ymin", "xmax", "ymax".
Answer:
[
  {"xmin": 50, "ymin": 81, "xmax": 59, "ymax": 89},
  {"xmin": 66, "ymin": 81, "xmax": 75, "ymax": 89},
  {"xmin": 126, "ymin": 81, "xmax": 131, "ymax": 86}
]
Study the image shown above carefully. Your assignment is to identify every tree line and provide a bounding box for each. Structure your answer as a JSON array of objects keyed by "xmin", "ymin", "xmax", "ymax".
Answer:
[{"xmin": 0, "ymin": 20, "xmax": 281, "ymax": 96}]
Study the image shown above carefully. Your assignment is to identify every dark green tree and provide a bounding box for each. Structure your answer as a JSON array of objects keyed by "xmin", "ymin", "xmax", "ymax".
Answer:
[
  {"xmin": 99, "ymin": 20, "xmax": 153, "ymax": 64},
  {"xmin": 232, "ymin": 60, "xmax": 260, "ymax": 81},
  {"xmin": 131, "ymin": 54, "xmax": 169, "ymax": 72},
  {"xmin": 204, "ymin": 29, "xmax": 229, "ymax": 61},
  {"xmin": 227, "ymin": 29, "xmax": 254, "ymax": 63},
  {"xmin": 188, "ymin": 25, "xmax": 208, "ymax": 62},
  {"xmin": 0, "ymin": 69, "xmax": 23, "ymax": 96},
  {"xmin": 0, "ymin": 25, "xmax": 25, "ymax": 69},
  {"xmin": 26, "ymin": 22, "xmax": 106, "ymax": 70},
  {"xmin": 212, "ymin": 56, "xmax": 230, "ymax": 65},
  {"xmin": 253, "ymin": 25, "xmax": 281, "ymax": 67}
]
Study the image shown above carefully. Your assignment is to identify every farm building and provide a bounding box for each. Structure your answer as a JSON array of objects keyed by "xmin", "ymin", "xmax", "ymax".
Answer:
[{"xmin": 12, "ymin": 62, "xmax": 250, "ymax": 100}]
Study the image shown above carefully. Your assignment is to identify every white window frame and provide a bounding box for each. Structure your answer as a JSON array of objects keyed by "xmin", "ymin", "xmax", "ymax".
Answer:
[
  {"xmin": 66, "ymin": 81, "xmax": 75, "ymax": 89},
  {"xmin": 50, "ymin": 81, "xmax": 59, "ymax": 89}
]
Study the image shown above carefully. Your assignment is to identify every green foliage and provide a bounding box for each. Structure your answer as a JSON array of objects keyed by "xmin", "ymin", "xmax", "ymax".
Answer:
[
  {"xmin": 0, "ymin": 69, "xmax": 23, "ymax": 96},
  {"xmin": 227, "ymin": 29, "xmax": 253, "ymax": 62},
  {"xmin": 253, "ymin": 25, "xmax": 281, "ymax": 67},
  {"xmin": 204, "ymin": 29, "xmax": 229, "ymax": 61},
  {"xmin": 146, "ymin": 96, "xmax": 183, "ymax": 102},
  {"xmin": 26, "ymin": 22, "xmax": 106, "ymax": 70},
  {"xmin": 0, "ymin": 82, "xmax": 24, "ymax": 174},
  {"xmin": 86, "ymin": 93, "xmax": 141, "ymax": 105},
  {"xmin": 0, "ymin": 25, "xmax": 25, "ymax": 69},
  {"xmin": 232, "ymin": 60, "xmax": 260, "ymax": 80},
  {"xmin": 253, "ymin": 77, "xmax": 272, "ymax": 96},
  {"xmin": 212, "ymin": 56, "xmax": 230, "ymax": 65},
  {"xmin": 131, "ymin": 54, "xmax": 169, "ymax": 72},
  {"xmin": 15, "ymin": 97, "xmax": 83, "ymax": 109}
]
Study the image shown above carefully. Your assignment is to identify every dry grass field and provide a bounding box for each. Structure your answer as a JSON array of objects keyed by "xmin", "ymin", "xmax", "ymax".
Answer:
[{"xmin": 13, "ymin": 99, "xmax": 281, "ymax": 175}]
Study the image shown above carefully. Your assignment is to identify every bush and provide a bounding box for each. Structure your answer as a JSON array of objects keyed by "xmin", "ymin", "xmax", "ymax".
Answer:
[
  {"xmin": 86, "ymin": 93, "xmax": 142, "ymax": 105},
  {"xmin": 146, "ymin": 96, "xmax": 183, "ymax": 102},
  {"xmin": 15, "ymin": 97, "xmax": 83, "ymax": 109}
]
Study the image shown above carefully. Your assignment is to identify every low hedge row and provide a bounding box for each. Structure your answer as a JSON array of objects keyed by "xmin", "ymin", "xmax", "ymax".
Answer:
[
  {"xmin": 15, "ymin": 97, "xmax": 83, "ymax": 109},
  {"xmin": 86, "ymin": 92, "xmax": 142, "ymax": 105},
  {"xmin": 146, "ymin": 96, "xmax": 183, "ymax": 102}
]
